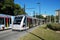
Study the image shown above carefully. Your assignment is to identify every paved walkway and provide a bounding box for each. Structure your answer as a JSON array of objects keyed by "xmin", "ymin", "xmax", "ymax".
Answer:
[
  {"xmin": 56, "ymin": 31, "xmax": 60, "ymax": 33},
  {"xmin": 0, "ymin": 25, "xmax": 41, "ymax": 40}
]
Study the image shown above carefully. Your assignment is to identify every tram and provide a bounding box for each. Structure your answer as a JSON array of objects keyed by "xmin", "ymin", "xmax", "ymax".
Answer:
[
  {"xmin": 0, "ymin": 14, "xmax": 12, "ymax": 30},
  {"xmin": 12, "ymin": 15, "xmax": 44, "ymax": 30}
]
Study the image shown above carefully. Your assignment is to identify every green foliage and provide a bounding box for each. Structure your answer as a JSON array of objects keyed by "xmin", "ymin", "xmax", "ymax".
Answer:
[
  {"xmin": 46, "ymin": 15, "xmax": 55, "ymax": 23},
  {"xmin": 0, "ymin": 0, "xmax": 4, "ymax": 6},
  {"xmin": 0, "ymin": 0, "xmax": 26, "ymax": 15},
  {"xmin": 4, "ymin": 0, "xmax": 14, "ymax": 7},
  {"xmin": 14, "ymin": 4, "xmax": 20, "ymax": 15},
  {"xmin": 14, "ymin": 4, "xmax": 21, "ymax": 9},
  {"xmin": 47, "ymin": 23, "xmax": 60, "ymax": 31},
  {"xmin": 1, "ymin": 5, "xmax": 6, "ymax": 10},
  {"xmin": 33, "ymin": 15, "xmax": 44, "ymax": 19},
  {"xmin": 19, "ymin": 8, "xmax": 26, "ymax": 14},
  {"xmin": 0, "ymin": 0, "xmax": 14, "ymax": 15},
  {"xmin": 14, "ymin": 4, "xmax": 26, "ymax": 15},
  {"xmin": 51, "ymin": 15, "xmax": 54, "ymax": 22}
]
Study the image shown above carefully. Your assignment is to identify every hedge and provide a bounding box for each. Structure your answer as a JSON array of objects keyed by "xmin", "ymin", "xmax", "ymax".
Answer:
[{"xmin": 47, "ymin": 23, "xmax": 60, "ymax": 31}]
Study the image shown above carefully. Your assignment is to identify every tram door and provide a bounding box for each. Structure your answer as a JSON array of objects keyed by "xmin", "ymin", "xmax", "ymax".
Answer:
[
  {"xmin": 27, "ymin": 18, "xmax": 32, "ymax": 28},
  {"xmin": 5, "ymin": 18, "xmax": 10, "ymax": 27}
]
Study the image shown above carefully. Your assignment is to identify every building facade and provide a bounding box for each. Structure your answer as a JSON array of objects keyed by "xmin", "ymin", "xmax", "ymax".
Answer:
[{"xmin": 56, "ymin": 10, "xmax": 60, "ymax": 23}]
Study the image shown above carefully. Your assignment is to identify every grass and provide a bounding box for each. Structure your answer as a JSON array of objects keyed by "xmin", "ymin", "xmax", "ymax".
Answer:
[{"xmin": 19, "ymin": 25, "xmax": 60, "ymax": 40}]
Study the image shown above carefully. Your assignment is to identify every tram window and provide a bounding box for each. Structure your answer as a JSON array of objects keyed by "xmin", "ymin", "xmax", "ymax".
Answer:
[
  {"xmin": 13, "ymin": 20, "xmax": 21, "ymax": 24},
  {"xmin": 0, "ymin": 18, "xmax": 4, "ymax": 24},
  {"xmin": 24, "ymin": 17, "xmax": 26, "ymax": 23},
  {"xmin": 15, "ymin": 17, "xmax": 23, "ymax": 20},
  {"xmin": 13, "ymin": 16, "xmax": 23, "ymax": 24}
]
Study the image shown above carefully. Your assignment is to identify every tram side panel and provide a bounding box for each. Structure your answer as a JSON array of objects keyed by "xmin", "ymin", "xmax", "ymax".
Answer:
[
  {"xmin": 27, "ymin": 17, "xmax": 33, "ymax": 28},
  {"xmin": 26, "ymin": 18, "xmax": 39, "ymax": 28},
  {"xmin": 4, "ymin": 17, "xmax": 11, "ymax": 29},
  {"xmin": 32, "ymin": 19, "xmax": 36, "ymax": 27}
]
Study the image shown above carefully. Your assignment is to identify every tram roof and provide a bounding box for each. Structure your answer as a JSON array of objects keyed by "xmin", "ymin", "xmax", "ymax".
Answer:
[
  {"xmin": 16, "ymin": 15, "xmax": 44, "ymax": 20},
  {"xmin": 0, "ymin": 14, "xmax": 11, "ymax": 18},
  {"xmin": 17, "ymin": 15, "xmax": 37, "ymax": 19}
]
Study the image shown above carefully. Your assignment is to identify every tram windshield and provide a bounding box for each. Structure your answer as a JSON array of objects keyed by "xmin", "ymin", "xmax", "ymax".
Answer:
[
  {"xmin": 0, "ymin": 17, "xmax": 4, "ymax": 24},
  {"xmin": 13, "ymin": 16, "xmax": 23, "ymax": 25}
]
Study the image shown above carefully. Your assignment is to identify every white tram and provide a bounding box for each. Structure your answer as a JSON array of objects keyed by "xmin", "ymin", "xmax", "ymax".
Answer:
[
  {"xmin": 12, "ymin": 15, "xmax": 44, "ymax": 30},
  {"xmin": 0, "ymin": 14, "xmax": 12, "ymax": 30}
]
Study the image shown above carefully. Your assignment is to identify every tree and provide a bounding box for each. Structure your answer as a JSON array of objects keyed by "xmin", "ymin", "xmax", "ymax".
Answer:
[
  {"xmin": 19, "ymin": 8, "xmax": 26, "ymax": 15},
  {"xmin": 46, "ymin": 15, "xmax": 55, "ymax": 23},
  {"xmin": 33, "ymin": 14, "xmax": 44, "ymax": 19},
  {"xmin": 14, "ymin": 4, "xmax": 21, "ymax": 15},
  {"xmin": 0, "ymin": 0, "xmax": 26, "ymax": 15},
  {"xmin": 0, "ymin": 0, "xmax": 4, "ymax": 13},
  {"xmin": 56, "ymin": 16, "xmax": 59, "ymax": 23},
  {"xmin": 1, "ymin": 0, "xmax": 14, "ymax": 15},
  {"xmin": 14, "ymin": 4, "xmax": 26, "ymax": 15},
  {"xmin": 51, "ymin": 15, "xmax": 54, "ymax": 22},
  {"xmin": 0, "ymin": 0, "xmax": 14, "ymax": 15}
]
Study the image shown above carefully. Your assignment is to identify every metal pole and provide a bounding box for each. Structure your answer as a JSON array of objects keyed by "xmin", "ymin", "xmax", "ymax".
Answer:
[
  {"xmin": 24, "ymin": 4, "xmax": 26, "ymax": 15},
  {"xmin": 37, "ymin": 3, "xmax": 40, "ymax": 15},
  {"xmin": 4, "ymin": 17, "xmax": 5, "ymax": 27},
  {"xmin": 33, "ymin": 11, "xmax": 36, "ymax": 18},
  {"xmin": 54, "ymin": 16, "xmax": 56, "ymax": 23},
  {"xmin": 50, "ymin": 15, "xmax": 51, "ymax": 23}
]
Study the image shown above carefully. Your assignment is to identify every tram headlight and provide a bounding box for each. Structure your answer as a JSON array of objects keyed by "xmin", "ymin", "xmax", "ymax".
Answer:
[
  {"xmin": 1, "ymin": 25, "xmax": 5, "ymax": 30},
  {"xmin": 23, "ymin": 23, "xmax": 25, "ymax": 27}
]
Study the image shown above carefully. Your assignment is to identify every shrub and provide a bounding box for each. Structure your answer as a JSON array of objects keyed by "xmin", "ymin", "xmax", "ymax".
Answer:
[{"xmin": 47, "ymin": 23, "xmax": 60, "ymax": 31}]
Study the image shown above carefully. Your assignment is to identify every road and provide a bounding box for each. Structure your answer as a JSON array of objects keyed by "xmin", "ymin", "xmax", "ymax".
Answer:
[
  {"xmin": 0, "ymin": 26, "xmax": 40, "ymax": 40},
  {"xmin": 0, "ymin": 30, "xmax": 28, "ymax": 40}
]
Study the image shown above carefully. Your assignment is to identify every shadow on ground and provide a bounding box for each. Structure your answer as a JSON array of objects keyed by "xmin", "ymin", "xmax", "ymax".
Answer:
[{"xmin": 26, "ymin": 31, "xmax": 45, "ymax": 40}]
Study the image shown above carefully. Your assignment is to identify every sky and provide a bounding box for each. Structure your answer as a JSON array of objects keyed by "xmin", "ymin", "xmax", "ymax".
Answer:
[{"xmin": 14, "ymin": 0, "xmax": 60, "ymax": 16}]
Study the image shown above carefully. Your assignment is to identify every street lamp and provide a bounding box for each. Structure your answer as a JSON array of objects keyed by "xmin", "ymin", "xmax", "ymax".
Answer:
[
  {"xmin": 23, "ymin": 4, "xmax": 36, "ymax": 17},
  {"xmin": 33, "ymin": 11, "xmax": 36, "ymax": 18},
  {"xmin": 24, "ymin": 4, "xmax": 26, "ymax": 15},
  {"xmin": 50, "ymin": 14, "xmax": 51, "ymax": 23},
  {"xmin": 26, "ymin": 8, "xmax": 35, "ymax": 16},
  {"xmin": 37, "ymin": 2, "xmax": 40, "ymax": 15}
]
